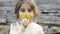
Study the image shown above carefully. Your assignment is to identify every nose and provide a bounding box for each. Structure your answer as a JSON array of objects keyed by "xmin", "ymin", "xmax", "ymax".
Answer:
[{"xmin": 25, "ymin": 10, "xmax": 29, "ymax": 14}]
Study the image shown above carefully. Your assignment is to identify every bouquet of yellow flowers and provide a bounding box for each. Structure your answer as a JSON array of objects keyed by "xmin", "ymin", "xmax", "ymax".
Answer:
[{"xmin": 21, "ymin": 13, "xmax": 31, "ymax": 20}]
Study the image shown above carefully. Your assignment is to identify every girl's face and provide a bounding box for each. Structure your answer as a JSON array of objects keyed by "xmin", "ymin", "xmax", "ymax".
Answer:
[{"xmin": 19, "ymin": 3, "xmax": 35, "ymax": 26}]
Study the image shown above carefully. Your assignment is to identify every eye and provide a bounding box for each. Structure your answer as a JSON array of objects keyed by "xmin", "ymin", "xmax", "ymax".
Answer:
[
  {"xmin": 28, "ymin": 9, "xmax": 32, "ymax": 12},
  {"xmin": 20, "ymin": 9, "xmax": 25, "ymax": 12}
]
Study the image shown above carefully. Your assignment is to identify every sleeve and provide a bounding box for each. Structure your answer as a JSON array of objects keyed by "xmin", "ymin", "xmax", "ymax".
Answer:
[
  {"xmin": 39, "ymin": 26, "xmax": 43, "ymax": 34},
  {"xmin": 10, "ymin": 23, "xmax": 17, "ymax": 34}
]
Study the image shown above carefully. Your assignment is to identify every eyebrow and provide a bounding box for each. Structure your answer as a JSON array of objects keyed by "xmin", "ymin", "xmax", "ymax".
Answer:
[
  {"xmin": 20, "ymin": 7, "xmax": 32, "ymax": 10},
  {"xmin": 20, "ymin": 8, "xmax": 24, "ymax": 9}
]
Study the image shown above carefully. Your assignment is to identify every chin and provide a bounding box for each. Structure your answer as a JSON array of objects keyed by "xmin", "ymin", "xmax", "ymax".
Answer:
[{"xmin": 23, "ymin": 24, "xmax": 28, "ymax": 26}]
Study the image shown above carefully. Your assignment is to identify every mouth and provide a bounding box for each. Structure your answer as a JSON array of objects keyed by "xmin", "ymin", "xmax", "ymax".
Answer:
[{"xmin": 22, "ymin": 18, "xmax": 29, "ymax": 25}]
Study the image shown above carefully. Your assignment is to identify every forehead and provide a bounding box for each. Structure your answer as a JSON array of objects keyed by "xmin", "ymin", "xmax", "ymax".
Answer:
[{"xmin": 20, "ymin": 3, "xmax": 31, "ymax": 9}]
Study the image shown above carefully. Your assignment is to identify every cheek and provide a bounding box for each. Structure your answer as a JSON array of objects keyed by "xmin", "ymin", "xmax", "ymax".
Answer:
[
  {"xmin": 29, "ymin": 12, "xmax": 35, "ymax": 18},
  {"xmin": 19, "ymin": 11, "xmax": 23, "ymax": 19}
]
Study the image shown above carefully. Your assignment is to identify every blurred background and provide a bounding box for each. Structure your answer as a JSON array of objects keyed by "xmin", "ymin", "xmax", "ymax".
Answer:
[{"xmin": 0, "ymin": 0, "xmax": 60, "ymax": 34}]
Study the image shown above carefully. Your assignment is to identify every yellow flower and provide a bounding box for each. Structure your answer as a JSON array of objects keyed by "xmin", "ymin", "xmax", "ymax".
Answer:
[{"xmin": 21, "ymin": 13, "xmax": 31, "ymax": 20}]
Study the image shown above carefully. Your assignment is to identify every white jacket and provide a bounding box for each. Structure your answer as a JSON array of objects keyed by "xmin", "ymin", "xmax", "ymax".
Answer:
[{"xmin": 10, "ymin": 22, "xmax": 43, "ymax": 34}]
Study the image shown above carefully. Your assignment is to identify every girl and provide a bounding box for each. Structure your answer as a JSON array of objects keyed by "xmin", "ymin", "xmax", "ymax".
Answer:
[{"xmin": 10, "ymin": 0, "xmax": 43, "ymax": 34}]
